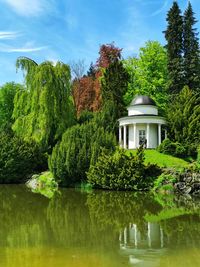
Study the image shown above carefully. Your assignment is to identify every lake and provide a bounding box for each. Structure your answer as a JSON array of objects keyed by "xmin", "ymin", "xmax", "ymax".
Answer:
[{"xmin": 0, "ymin": 185, "xmax": 199, "ymax": 267}]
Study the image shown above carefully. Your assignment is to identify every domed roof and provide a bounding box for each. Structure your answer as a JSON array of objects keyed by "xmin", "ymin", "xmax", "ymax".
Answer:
[{"xmin": 130, "ymin": 95, "xmax": 156, "ymax": 106}]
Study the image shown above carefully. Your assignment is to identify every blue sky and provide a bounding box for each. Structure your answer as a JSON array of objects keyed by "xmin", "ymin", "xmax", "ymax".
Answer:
[{"xmin": 0, "ymin": 0, "xmax": 199, "ymax": 85}]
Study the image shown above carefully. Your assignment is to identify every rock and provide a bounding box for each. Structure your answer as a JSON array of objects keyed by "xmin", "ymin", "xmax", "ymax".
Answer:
[
  {"xmin": 177, "ymin": 182, "xmax": 186, "ymax": 190},
  {"xmin": 191, "ymin": 183, "xmax": 200, "ymax": 194},
  {"xmin": 183, "ymin": 186, "xmax": 192, "ymax": 194}
]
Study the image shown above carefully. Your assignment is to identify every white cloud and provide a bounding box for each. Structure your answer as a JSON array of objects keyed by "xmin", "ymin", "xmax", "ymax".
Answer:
[
  {"xmin": 0, "ymin": 42, "xmax": 48, "ymax": 53},
  {"xmin": 150, "ymin": 0, "xmax": 169, "ymax": 17},
  {"xmin": 1, "ymin": 0, "xmax": 52, "ymax": 16},
  {"xmin": 0, "ymin": 31, "xmax": 21, "ymax": 39}
]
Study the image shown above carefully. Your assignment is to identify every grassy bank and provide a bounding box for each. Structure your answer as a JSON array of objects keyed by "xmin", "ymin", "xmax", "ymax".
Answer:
[{"xmin": 127, "ymin": 149, "xmax": 189, "ymax": 169}]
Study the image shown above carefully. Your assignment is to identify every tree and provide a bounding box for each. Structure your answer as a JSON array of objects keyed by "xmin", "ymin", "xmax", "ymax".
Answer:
[
  {"xmin": 70, "ymin": 59, "xmax": 86, "ymax": 80},
  {"xmin": 101, "ymin": 59, "xmax": 129, "ymax": 132},
  {"xmin": 0, "ymin": 82, "xmax": 23, "ymax": 132},
  {"xmin": 87, "ymin": 146, "xmax": 155, "ymax": 191},
  {"xmin": 12, "ymin": 57, "xmax": 75, "ymax": 150},
  {"xmin": 96, "ymin": 43, "xmax": 122, "ymax": 68},
  {"xmin": 49, "ymin": 120, "xmax": 116, "ymax": 186},
  {"xmin": 123, "ymin": 41, "xmax": 169, "ymax": 114},
  {"xmin": 72, "ymin": 76, "xmax": 99, "ymax": 116},
  {"xmin": 183, "ymin": 2, "xmax": 200, "ymax": 91},
  {"xmin": 164, "ymin": 1, "xmax": 183, "ymax": 94},
  {"xmin": 167, "ymin": 86, "xmax": 200, "ymax": 151},
  {"xmin": 72, "ymin": 43, "xmax": 123, "ymax": 117},
  {"xmin": 0, "ymin": 132, "xmax": 47, "ymax": 183},
  {"xmin": 87, "ymin": 62, "xmax": 96, "ymax": 78}
]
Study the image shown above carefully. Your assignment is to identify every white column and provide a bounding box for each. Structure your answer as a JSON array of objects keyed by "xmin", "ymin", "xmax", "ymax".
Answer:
[
  {"xmin": 160, "ymin": 227, "xmax": 164, "ymax": 248},
  {"xmin": 165, "ymin": 129, "xmax": 167, "ymax": 140},
  {"xmin": 158, "ymin": 124, "xmax": 161, "ymax": 145},
  {"xmin": 134, "ymin": 224, "xmax": 138, "ymax": 248},
  {"xmin": 133, "ymin": 123, "xmax": 136, "ymax": 148},
  {"xmin": 148, "ymin": 222, "xmax": 151, "ymax": 248},
  {"xmin": 147, "ymin": 123, "xmax": 150, "ymax": 148},
  {"xmin": 123, "ymin": 125, "xmax": 127, "ymax": 149},
  {"xmin": 124, "ymin": 227, "xmax": 127, "ymax": 246},
  {"xmin": 119, "ymin": 126, "xmax": 122, "ymax": 147}
]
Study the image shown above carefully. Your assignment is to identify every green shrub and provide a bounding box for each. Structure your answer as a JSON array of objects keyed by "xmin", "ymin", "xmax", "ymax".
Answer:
[
  {"xmin": 157, "ymin": 138, "xmax": 187, "ymax": 158},
  {"xmin": 0, "ymin": 132, "xmax": 47, "ymax": 183},
  {"xmin": 157, "ymin": 139, "xmax": 176, "ymax": 154},
  {"xmin": 87, "ymin": 146, "xmax": 157, "ymax": 191},
  {"xmin": 49, "ymin": 121, "xmax": 116, "ymax": 186},
  {"xmin": 27, "ymin": 171, "xmax": 58, "ymax": 199},
  {"xmin": 78, "ymin": 110, "xmax": 94, "ymax": 124},
  {"xmin": 153, "ymin": 173, "xmax": 177, "ymax": 192}
]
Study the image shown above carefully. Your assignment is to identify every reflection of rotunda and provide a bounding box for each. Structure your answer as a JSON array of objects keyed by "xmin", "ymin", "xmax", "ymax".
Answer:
[
  {"xmin": 118, "ymin": 96, "xmax": 166, "ymax": 149},
  {"xmin": 119, "ymin": 223, "xmax": 167, "ymax": 266},
  {"xmin": 119, "ymin": 223, "xmax": 164, "ymax": 249}
]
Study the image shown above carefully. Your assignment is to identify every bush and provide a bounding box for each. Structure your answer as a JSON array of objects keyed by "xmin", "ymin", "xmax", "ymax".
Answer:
[
  {"xmin": 153, "ymin": 173, "xmax": 177, "ymax": 193},
  {"xmin": 49, "ymin": 121, "xmax": 116, "ymax": 186},
  {"xmin": 87, "ymin": 146, "xmax": 157, "ymax": 191},
  {"xmin": 157, "ymin": 138, "xmax": 187, "ymax": 158},
  {"xmin": 0, "ymin": 132, "xmax": 47, "ymax": 183}
]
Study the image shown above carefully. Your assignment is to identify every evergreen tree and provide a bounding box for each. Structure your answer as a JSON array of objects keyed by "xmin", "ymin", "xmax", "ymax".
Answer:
[
  {"xmin": 164, "ymin": 1, "xmax": 183, "ymax": 94},
  {"xmin": 101, "ymin": 59, "xmax": 129, "ymax": 132},
  {"xmin": 87, "ymin": 62, "xmax": 96, "ymax": 78},
  {"xmin": 49, "ymin": 120, "xmax": 116, "ymax": 186},
  {"xmin": 183, "ymin": 1, "xmax": 200, "ymax": 91},
  {"xmin": 167, "ymin": 86, "xmax": 200, "ymax": 151}
]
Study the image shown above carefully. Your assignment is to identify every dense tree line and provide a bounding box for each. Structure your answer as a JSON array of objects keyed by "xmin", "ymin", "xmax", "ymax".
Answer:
[
  {"xmin": 164, "ymin": 1, "xmax": 200, "ymax": 155},
  {"xmin": 0, "ymin": 1, "xmax": 199, "ymax": 187}
]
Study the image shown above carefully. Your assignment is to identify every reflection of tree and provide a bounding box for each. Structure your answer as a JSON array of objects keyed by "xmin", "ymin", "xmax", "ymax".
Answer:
[
  {"xmin": 46, "ymin": 189, "xmax": 119, "ymax": 249},
  {"xmin": 87, "ymin": 191, "xmax": 162, "ymax": 234},
  {"xmin": 0, "ymin": 185, "xmax": 49, "ymax": 248},
  {"xmin": 1, "ymin": 185, "xmax": 200, "ymax": 267},
  {"xmin": 161, "ymin": 214, "xmax": 200, "ymax": 249},
  {"xmin": 47, "ymin": 189, "xmax": 93, "ymax": 246}
]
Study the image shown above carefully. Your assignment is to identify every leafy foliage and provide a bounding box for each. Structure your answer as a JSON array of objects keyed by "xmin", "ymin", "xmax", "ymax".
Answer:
[
  {"xmin": 0, "ymin": 82, "xmax": 23, "ymax": 132},
  {"xmin": 123, "ymin": 41, "xmax": 169, "ymax": 114},
  {"xmin": 12, "ymin": 57, "xmax": 75, "ymax": 150},
  {"xmin": 27, "ymin": 171, "xmax": 58, "ymax": 199},
  {"xmin": 49, "ymin": 119, "xmax": 116, "ymax": 186},
  {"xmin": 157, "ymin": 138, "xmax": 187, "ymax": 158},
  {"xmin": 72, "ymin": 43, "xmax": 122, "ymax": 117},
  {"xmin": 166, "ymin": 86, "xmax": 200, "ymax": 153},
  {"xmin": 96, "ymin": 43, "xmax": 122, "ymax": 68},
  {"xmin": 153, "ymin": 173, "xmax": 176, "ymax": 192},
  {"xmin": 87, "ymin": 146, "xmax": 156, "ymax": 191},
  {"xmin": 0, "ymin": 132, "xmax": 47, "ymax": 183},
  {"xmin": 72, "ymin": 76, "xmax": 100, "ymax": 116}
]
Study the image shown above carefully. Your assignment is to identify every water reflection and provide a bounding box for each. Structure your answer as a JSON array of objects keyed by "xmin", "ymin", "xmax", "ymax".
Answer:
[{"xmin": 0, "ymin": 185, "xmax": 199, "ymax": 267}]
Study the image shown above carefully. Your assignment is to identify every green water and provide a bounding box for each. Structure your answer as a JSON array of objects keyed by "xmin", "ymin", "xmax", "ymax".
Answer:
[{"xmin": 0, "ymin": 185, "xmax": 200, "ymax": 267}]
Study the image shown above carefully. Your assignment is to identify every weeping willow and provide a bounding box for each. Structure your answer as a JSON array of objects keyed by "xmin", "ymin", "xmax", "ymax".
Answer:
[{"xmin": 12, "ymin": 57, "xmax": 75, "ymax": 150}]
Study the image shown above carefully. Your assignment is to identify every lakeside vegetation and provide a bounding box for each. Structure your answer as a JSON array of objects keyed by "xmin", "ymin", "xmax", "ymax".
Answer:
[{"xmin": 0, "ymin": 1, "xmax": 199, "ymax": 193}]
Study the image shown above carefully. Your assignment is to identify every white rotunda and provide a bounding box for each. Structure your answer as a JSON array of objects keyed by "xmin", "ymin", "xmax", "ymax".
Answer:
[{"xmin": 118, "ymin": 95, "xmax": 166, "ymax": 149}]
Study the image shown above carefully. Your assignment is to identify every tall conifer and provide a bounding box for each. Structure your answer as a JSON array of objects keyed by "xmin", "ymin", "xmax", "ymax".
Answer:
[
  {"xmin": 164, "ymin": 1, "xmax": 183, "ymax": 94},
  {"xmin": 183, "ymin": 1, "xmax": 200, "ymax": 92}
]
